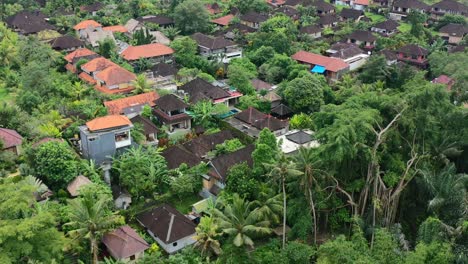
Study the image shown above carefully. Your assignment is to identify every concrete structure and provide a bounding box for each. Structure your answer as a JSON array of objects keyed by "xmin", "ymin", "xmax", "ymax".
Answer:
[{"xmin": 276, "ymin": 130, "xmax": 320, "ymax": 154}]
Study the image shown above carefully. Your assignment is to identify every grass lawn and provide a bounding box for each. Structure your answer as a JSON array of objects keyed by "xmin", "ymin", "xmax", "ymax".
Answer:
[
  {"xmin": 167, "ymin": 193, "xmax": 202, "ymax": 214},
  {"xmin": 365, "ymin": 12, "xmax": 386, "ymax": 23},
  {"xmin": 398, "ymin": 22, "xmax": 411, "ymax": 33}
]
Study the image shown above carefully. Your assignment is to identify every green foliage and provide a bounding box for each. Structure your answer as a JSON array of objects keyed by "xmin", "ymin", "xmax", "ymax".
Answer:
[
  {"xmin": 98, "ymin": 37, "xmax": 117, "ymax": 58},
  {"xmin": 170, "ymin": 164, "xmax": 205, "ymax": 199},
  {"xmin": 173, "ymin": 0, "xmax": 211, "ymax": 34},
  {"xmin": 132, "ymin": 28, "xmax": 155, "ymax": 45},
  {"xmin": 282, "ymin": 74, "xmax": 326, "ymax": 113},
  {"xmin": 196, "ymin": 72, "xmax": 215, "ymax": 83},
  {"xmin": 408, "ymin": 11, "xmax": 427, "ymax": 39},
  {"xmin": 289, "ymin": 113, "xmax": 314, "ymax": 130},
  {"xmin": 260, "ymin": 15, "xmax": 299, "ymax": 41},
  {"xmin": 231, "ymin": 0, "xmax": 269, "ymax": 14},
  {"xmin": 252, "ymin": 128, "xmax": 280, "ymax": 173},
  {"xmin": 190, "ymin": 100, "xmax": 228, "ymax": 129},
  {"xmin": 215, "ymin": 138, "xmax": 245, "ymax": 155},
  {"xmin": 404, "ymin": 242, "xmax": 454, "ymax": 264},
  {"xmin": 225, "ymin": 162, "xmax": 259, "ymax": 200},
  {"xmin": 237, "ymin": 95, "xmax": 271, "ymax": 113}
]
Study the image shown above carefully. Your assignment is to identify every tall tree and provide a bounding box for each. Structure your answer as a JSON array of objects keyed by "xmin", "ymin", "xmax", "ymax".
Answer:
[
  {"xmin": 173, "ymin": 0, "xmax": 210, "ymax": 34},
  {"xmin": 194, "ymin": 216, "xmax": 223, "ymax": 257},
  {"xmin": 281, "ymin": 74, "xmax": 326, "ymax": 113}
]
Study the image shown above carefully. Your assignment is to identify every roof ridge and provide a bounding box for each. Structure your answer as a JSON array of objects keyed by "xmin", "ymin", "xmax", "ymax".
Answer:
[{"xmin": 0, "ymin": 128, "xmax": 22, "ymax": 140}]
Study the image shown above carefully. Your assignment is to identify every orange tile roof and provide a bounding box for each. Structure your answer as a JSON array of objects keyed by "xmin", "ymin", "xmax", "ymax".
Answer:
[
  {"xmin": 103, "ymin": 25, "xmax": 128, "ymax": 33},
  {"xmin": 94, "ymin": 84, "xmax": 135, "ymax": 95},
  {"xmin": 81, "ymin": 57, "xmax": 117, "ymax": 73},
  {"xmin": 291, "ymin": 50, "xmax": 349, "ymax": 72},
  {"xmin": 212, "ymin": 14, "xmax": 235, "ymax": 26},
  {"xmin": 95, "ymin": 65, "xmax": 136, "ymax": 86},
  {"xmin": 64, "ymin": 48, "xmax": 97, "ymax": 63},
  {"xmin": 79, "ymin": 72, "xmax": 97, "ymax": 85},
  {"xmin": 86, "ymin": 115, "xmax": 132, "ymax": 131},
  {"xmin": 74, "ymin": 20, "xmax": 102, "ymax": 30},
  {"xmin": 65, "ymin": 63, "xmax": 77, "ymax": 73},
  {"xmin": 354, "ymin": 0, "xmax": 369, "ymax": 5},
  {"xmin": 121, "ymin": 43, "xmax": 174, "ymax": 61},
  {"xmin": 104, "ymin": 91, "xmax": 159, "ymax": 115}
]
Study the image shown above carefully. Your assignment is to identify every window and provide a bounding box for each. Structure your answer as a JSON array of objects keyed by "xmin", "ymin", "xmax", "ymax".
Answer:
[
  {"xmin": 130, "ymin": 255, "xmax": 136, "ymax": 260},
  {"xmin": 88, "ymin": 136, "xmax": 98, "ymax": 142},
  {"xmin": 172, "ymin": 242, "xmax": 178, "ymax": 247},
  {"xmin": 114, "ymin": 131, "xmax": 129, "ymax": 142}
]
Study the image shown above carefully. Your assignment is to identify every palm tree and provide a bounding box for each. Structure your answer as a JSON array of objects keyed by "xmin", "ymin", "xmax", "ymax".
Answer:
[
  {"xmin": 265, "ymin": 154, "xmax": 303, "ymax": 248},
  {"xmin": 132, "ymin": 74, "xmax": 152, "ymax": 94},
  {"xmin": 65, "ymin": 193, "xmax": 121, "ymax": 264},
  {"xmin": 162, "ymin": 26, "xmax": 181, "ymax": 40},
  {"xmin": 293, "ymin": 147, "xmax": 325, "ymax": 244},
  {"xmin": 254, "ymin": 187, "xmax": 283, "ymax": 225},
  {"xmin": 214, "ymin": 194, "xmax": 271, "ymax": 249},
  {"xmin": 194, "ymin": 216, "xmax": 223, "ymax": 257}
]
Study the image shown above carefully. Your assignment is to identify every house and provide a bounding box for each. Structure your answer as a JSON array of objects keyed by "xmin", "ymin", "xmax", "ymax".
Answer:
[
  {"xmin": 317, "ymin": 14, "xmax": 340, "ymax": 28},
  {"xmin": 102, "ymin": 25, "xmax": 128, "ymax": 34},
  {"xmin": 432, "ymin": 74, "xmax": 455, "ymax": 90},
  {"xmin": 80, "ymin": 2, "xmax": 104, "ymax": 16},
  {"xmin": 191, "ymin": 33, "xmax": 242, "ymax": 63},
  {"xmin": 390, "ymin": 0, "xmax": 430, "ymax": 20},
  {"xmin": 261, "ymin": 91, "xmax": 282, "ymax": 108},
  {"xmin": 215, "ymin": 23, "xmax": 256, "ymax": 40},
  {"xmin": 148, "ymin": 63, "xmax": 178, "ymax": 91},
  {"xmin": 83, "ymin": 28, "xmax": 116, "ymax": 47},
  {"xmin": 373, "ymin": 0, "xmax": 391, "ymax": 8},
  {"xmin": 300, "ymin": 24, "xmax": 322, "ymax": 39},
  {"xmin": 252, "ymin": 79, "xmax": 273, "ymax": 91},
  {"xmin": 292, "ymin": 50, "xmax": 350, "ymax": 81},
  {"xmin": 153, "ymin": 94, "xmax": 191, "ymax": 132},
  {"xmin": 102, "ymin": 226, "xmax": 149, "ymax": 262},
  {"xmin": 271, "ymin": 104, "xmax": 293, "ymax": 119},
  {"xmin": 137, "ymin": 204, "xmax": 197, "ymax": 254},
  {"xmin": 350, "ymin": 0, "xmax": 369, "ymax": 10},
  {"xmin": 81, "ymin": 57, "xmax": 117, "ymax": 80},
  {"xmin": 346, "ymin": 30, "xmax": 377, "ymax": 50},
  {"xmin": 130, "ymin": 115, "xmax": 159, "ymax": 145},
  {"xmin": 5, "ymin": 10, "xmax": 55, "ymax": 35},
  {"xmin": 0, "ymin": 128, "xmax": 23, "ymax": 155},
  {"xmin": 121, "ymin": 43, "xmax": 174, "ymax": 64},
  {"xmin": 371, "ymin": 20, "xmax": 400, "ymax": 36},
  {"xmin": 182, "ymin": 130, "xmax": 234, "ymax": 158},
  {"xmin": 95, "ymin": 65, "xmax": 137, "ymax": 94},
  {"xmin": 64, "ymin": 48, "xmax": 99, "ymax": 73},
  {"xmin": 212, "ymin": 14, "xmax": 235, "ymax": 27},
  {"xmin": 124, "ymin": 19, "xmax": 145, "ymax": 36},
  {"xmin": 48, "ymin": 35, "xmax": 84, "ymax": 52},
  {"xmin": 240, "ymin": 11, "xmax": 269, "ymax": 29},
  {"xmin": 162, "ymin": 145, "xmax": 202, "ymax": 170},
  {"xmin": 112, "ymin": 186, "xmax": 132, "ymax": 209},
  {"xmin": 205, "ymin": 3, "xmax": 222, "ymax": 15},
  {"xmin": 439, "ymin": 23, "xmax": 468, "ymax": 45},
  {"xmin": 67, "ymin": 175, "xmax": 92, "ymax": 197},
  {"xmin": 202, "ymin": 145, "xmax": 255, "ymax": 197},
  {"xmin": 79, "ymin": 115, "xmax": 134, "ymax": 163},
  {"xmin": 326, "ymin": 42, "xmax": 370, "ymax": 70},
  {"xmin": 339, "ymin": 8, "xmax": 364, "ymax": 21},
  {"xmin": 378, "ymin": 49, "xmax": 398, "ymax": 65},
  {"xmin": 74, "ymin": 19, "xmax": 102, "ymax": 38},
  {"xmin": 228, "ymin": 107, "xmax": 289, "ymax": 138},
  {"xmin": 136, "ymin": 15, "xmax": 175, "ymax": 28},
  {"xmin": 276, "ymin": 130, "xmax": 319, "ymax": 154},
  {"xmin": 397, "ymin": 44, "xmax": 429, "ymax": 68},
  {"xmin": 274, "ymin": 6, "xmax": 300, "ymax": 20},
  {"xmin": 104, "ymin": 91, "xmax": 159, "ymax": 117},
  {"xmin": 431, "ymin": 0, "xmax": 468, "ymax": 20},
  {"xmin": 179, "ymin": 78, "xmax": 243, "ymax": 106},
  {"xmin": 151, "ymin": 31, "xmax": 171, "ymax": 45},
  {"xmin": 311, "ymin": 0, "xmax": 336, "ymax": 15}
]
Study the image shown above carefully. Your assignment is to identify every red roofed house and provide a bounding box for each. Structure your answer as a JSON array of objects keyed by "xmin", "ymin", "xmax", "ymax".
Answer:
[
  {"xmin": 291, "ymin": 50, "xmax": 350, "ymax": 81},
  {"xmin": 81, "ymin": 57, "xmax": 117, "ymax": 78},
  {"xmin": 79, "ymin": 115, "xmax": 134, "ymax": 163},
  {"xmin": 432, "ymin": 75, "xmax": 455, "ymax": 90},
  {"xmin": 102, "ymin": 226, "xmax": 149, "ymax": 261},
  {"xmin": 64, "ymin": 48, "xmax": 99, "ymax": 73},
  {"xmin": 397, "ymin": 44, "xmax": 429, "ymax": 68},
  {"xmin": 121, "ymin": 43, "xmax": 174, "ymax": 65},
  {"xmin": 95, "ymin": 65, "xmax": 136, "ymax": 94},
  {"xmin": 351, "ymin": 0, "xmax": 369, "ymax": 10},
  {"xmin": 104, "ymin": 91, "xmax": 159, "ymax": 117},
  {"xmin": 103, "ymin": 25, "xmax": 128, "ymax": 33},
  {"xmin": 74, "ymin": 19, "xmax": 102, "ymax": 37},
  {"xmin": 0, "ymin": 128, "xmax": 23, "ymax": 155},
  {"xmin": 211, "ymin": 14, "xmax": 235, "ymax": 27}
]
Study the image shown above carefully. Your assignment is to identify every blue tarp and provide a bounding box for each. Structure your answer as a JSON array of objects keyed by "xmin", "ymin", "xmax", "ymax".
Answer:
[{"xmin": 311, "ymin": 65, "xmax": 326, "ymax": 73}]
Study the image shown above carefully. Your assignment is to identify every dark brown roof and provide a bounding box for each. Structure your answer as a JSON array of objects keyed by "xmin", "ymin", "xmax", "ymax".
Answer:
[
  {"xmin": 236, "ymin": 107, "xmax": 288, "ymax": 131},
  {"xmin": 373, "ymin": 20, "xmax": 399, "ymax": 31},
  {"xmin": 393, "ymin": 0, "xmax": 429, "ymax": 10},
  {"xmin": 274, "ymin": 6, "xmax": 300, "ymax": 17},
  {"xmin": 153, "ymin": 109, "xmax": 191, "ymax": 124},
  {"xmin": 285, "ymin": 0, "xmax": 312, "ymax": 5},
  {"xmin": 271, "ymin": 103, "xmax": 293, "ymax": 116},
  {"xmin": 5, "ymin": 10, "xmax": 55, "ymax": 34},
  {"xmin": 311, "ymin": 0, "xmax": 336, "ymax": 12},
  {"xmin": 432, "ymin": 0, "xmax": 468, "ymax": 13},
  {"xmin": 329, "ymin": 43, "xmax": 364, "ymax": 59},
  {"xmin": 80, "ymin": 2, "xmax": 104, "ymax": 12},
  {"xmin": 162, "ymin": 146, "xmax": 202, "ymax": 169},
  {"xmin": 179, "ymin": 78, "xmax": 231, "ymax": 103},
  {"xmin": 130, "ymin": 115, "xmax": 158, "ymax": 135},
  {"xmin": 252, "ymin": 79, "xmax": 273, "ymax": 91},
  {"xmin": 137, "ymin": 15, "xmax": 174, "ymax": 26},
  {"xmin": 318, "ymin": 14, "xmax": 339, "ymax": 26},
  {"xmin": 182, "ymin": 130, "xmax": 234, "ymax": 158},
  {"xmin": 208, "ymin": 144, "xmax": 255, "ymax": 181},
  {"xmin": 379, "ymin": 49, "xmax": 398, "ymax": 60},
  {"xmin": 48, "ymin": 35, "xmax": 84, "ymax": 50},
  {"xmin": 191, "ymin": 33, "xmax": 237, "ymax": 50},
  {"xmin": 300, "ymin": 24, "xmax": 322, "ymax": 34},
  {"xmin": 397, "ymin": 44, "xmax": 428, "ymax": 56},
  {"xmin": 439, "ymin": 23, "xmax": 468, "ymax": 37},
  {"xmin": 103, "ymin": 226, "xmax": 149, "ymax": 260},
  {"xmin": 240, "ymin": 11, "xmax": 269, "ymax": 23},
  {"xmin": 137, "ymin": 204, "xmax": 196, "ymax": 244},
  {"xmin": 155, "ymin": 94, "xmax": 189, "ymax": 113},
  {"xmin": 235, "ymin": 107, "xmax": 267, "ymax": 125},
  {"xmin": 152, "ymin": 62, "xmax": 178, "ymax": 77},
  {"xmin": 347, "ymin": 30, "xmax": 377, "ymax": 42},
  {"xmin": 340, "ymin": 8, "xmax": 364, "ymax": 20}
]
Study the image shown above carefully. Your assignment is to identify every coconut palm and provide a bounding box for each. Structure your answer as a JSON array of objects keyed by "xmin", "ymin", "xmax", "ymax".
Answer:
[
  {"xmin": 265, "ymin": 154, "xmax": 303, "ymax": 248},
  {"xmin": 194, "ymin": 216, "xmax": 223, "ymax": 257},
  {"xmin": 254, "ymin": 187, "xmax": 283, "ymax": 225},
  {"xmin": 214, "ymin": 194, "xmax": 271, "ymax": 249},
  {"xmin": 132, "ymin": 74, "xmax": 152, "ymax": 94},
  {"xmin": 65, "ymin": 193, "xmax": 122, "ymax": 264}
]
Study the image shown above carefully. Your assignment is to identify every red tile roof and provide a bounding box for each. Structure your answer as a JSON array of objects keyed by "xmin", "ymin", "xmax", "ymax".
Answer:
[
  {"xmin": 65, "ymin": 63, "xmax": 77, "ymax": 73},
  {"xmin": 95, "ymin": 65, "xmax": 136, "ymax": 86},
  {"xmin": 94, "ymin": 84, "xmax": 135, "ymax": 95},
  {"xmin": 78, "ymin": 72, "xmax": 97, "ymax": 85},
  {"xmin": 102, "ymin": 226, "xmax": 149, "ymax": 260},
  {"xmin": 104, "ymin": 92, "xmax": 159, "ymax": 115},
  {"xmin": 81, "ymin": 57, "xmax": 117, "ymax": 73},
  {"xmin": 354, "ymin": 0, "xmax": 369, "ymax": 5},
  {"xmin": 0, "ymin": 128, "xmax": 23, "ymax": 149},
  {"xmin": 86, "ymin": 115, "xmax": 132, "ymax": 131},
  {"xmin": 103, "ymin": 25, "xmax": 128, "ymax": 33},
  {"xmin": 291, "ymin": 50, "xmax": 349, "ymax": 72},
  {"xmin": 73, "ymin": 19, "xmax": 102, "ymax": 30},
  {"xmin": 121, "ymin": 43, "xmax": 174, "ymax": 61},
  {"xmin": 432, "ymin": 75, "xmax": 454, "ymax": 85},
  {"xmin": 212, "ymin": 14, "xmax": 235, "ymax": 26},
  {"xmin": 64, "ymin": 48, "xmax": 97, "ymax": 63}
]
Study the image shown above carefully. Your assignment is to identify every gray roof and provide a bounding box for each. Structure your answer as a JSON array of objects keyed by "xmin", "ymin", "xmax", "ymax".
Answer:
[
  {"xmin": 191, "ymin": 32, "xmax": 237, "ymax": 50},
  {"xmin": 439, "ymin": 23, "xmax": 468, "ymax": 37},
  {"xmin": 286, "ymin": 130, "xmax": 313, "ymax": 144}
]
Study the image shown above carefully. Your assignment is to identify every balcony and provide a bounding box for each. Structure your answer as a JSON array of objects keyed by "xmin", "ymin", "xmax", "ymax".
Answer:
[{"xmin": 115, "ymin": 131, "xmax": 131, "ymax": 148}]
